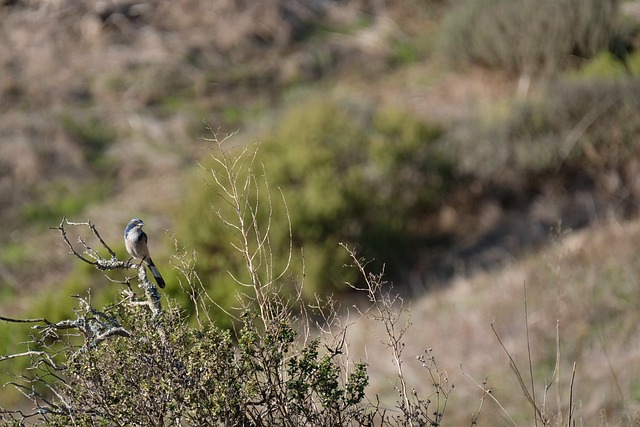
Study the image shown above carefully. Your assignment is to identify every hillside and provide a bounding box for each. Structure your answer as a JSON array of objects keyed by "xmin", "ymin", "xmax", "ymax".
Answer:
[
  {"xmin": 348, "ymin": 218, "xmax": 640, "ymax": 424},
  {"xmin": 2, "ymin": 0, "xmax": 640, "ymax": 424},
  {"xmin": 0, "ymin": 0, "xmax": 441, "ymax": 302}
]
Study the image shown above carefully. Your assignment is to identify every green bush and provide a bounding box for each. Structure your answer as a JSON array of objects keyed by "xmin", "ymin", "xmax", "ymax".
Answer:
[
  {"xmin": 438, "ymin": 0, "xmax": 621, "ymax": 75},
  {"xmin": 60, "ymin": 115, "xmax": 117, "ymax": 172},
  {"xmin": 572, "ymin": 51, "xmax": 629, "ymax": 79},
  {"xmin": 570, "ymin": 50, "xmax": 640, "ymax": 80},
  {"xmin": 179, "ymin": 96, "xmax": 452, "ymax": 313},
  {"xmin": 29, "ymin": 304, "xmax": 370, "ymax": 427},
  {"xmin": 0, "ymin": 242, "xmax": 28, "ymax": 270},
  {"xmin": 20, "ymin": 180, "xmax": 111, "ymax": 226}
]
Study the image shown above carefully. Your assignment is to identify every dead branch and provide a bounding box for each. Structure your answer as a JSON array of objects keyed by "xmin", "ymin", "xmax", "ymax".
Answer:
[
  {"xmin": 0, "ymin": 316, "xmax": 52, "ymax": 325},
  {"xmin": 51, "ymin": 217, "xmax": 125, "ymax": 271}
]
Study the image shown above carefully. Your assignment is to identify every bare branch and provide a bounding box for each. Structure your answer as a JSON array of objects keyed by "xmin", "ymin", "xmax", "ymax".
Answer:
[
  {"xmin": 567, "ymin": 362, "xmax": 576, "ymax": 427},
  {"xmin": 460, "ymin": 363, "xmax": 517, "ymax": 426},
  {"xmin": 0, "ymin": 351, "xmax": 55, "ymax": 366},
  {"xmin": 51, "ymin": 218, "xmax": 128, "ymax": 272},
  {"xmin": 491, "ymin": 320, "xmax": 546, "ymax": 422},
  {"xmin": 0, "ymin": 316, "xmax": 52, "ymax": 325}
]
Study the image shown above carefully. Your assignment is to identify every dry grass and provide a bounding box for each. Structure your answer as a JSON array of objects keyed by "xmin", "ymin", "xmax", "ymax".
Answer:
[{"xmin": 345, "ymin": 218, "xmax": 640, "ymax": 425}]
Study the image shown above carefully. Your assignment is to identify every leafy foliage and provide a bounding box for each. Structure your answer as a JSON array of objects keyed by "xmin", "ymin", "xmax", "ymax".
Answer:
[
  {"xmin": 179, "ymin": 96, "xmax": 452, "ymax": 313},
  {"xmin": 32, "ymin": 303, "xmax": 369, "ymax": 427}
]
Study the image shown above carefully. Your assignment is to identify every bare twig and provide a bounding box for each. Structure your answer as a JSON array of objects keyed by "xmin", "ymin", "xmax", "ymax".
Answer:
[
  {"xmin": 557, "ymin": 96, "xmax": 617, "ymax": 173},
  {"xmin": 460, "ymin": 363, "xmax": 517, "ymax": 426},
  {"xmin": 491, "ymin": 320, "xmax": 547, "ymax": 422},
  {"xmin": 0, "ymin": 316, "xmax": 52, "ymax": 325},
  {"xmin": 199, "ymin": 133, "xmax": 298, "ymax": 328},
  {"xmin": 523, "ymin": 281, "xmax": 538, "ymax": 426},
  {"xmin": 51, "ymin": 218, "xmax": 122, "ymax": 270},
  {"xmin": 342, "ymin": 242, "xmax": 451, "ymax": 425},
  {"xmin": 567, "ymin": 362, "xmax": 576, "ymax": 427},
  {"xmin": 0, "ymin": 351, "xmax": 61, "ymax": 370}
]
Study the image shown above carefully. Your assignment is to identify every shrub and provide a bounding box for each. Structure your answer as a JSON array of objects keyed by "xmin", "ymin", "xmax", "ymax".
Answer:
[
  {"xmin": 0, "ymin": 148, "xmax": 453, "ymax": 426},
  {"xmin": 20, "ymin": 180, "xmax": 111, "ymax": 226},
  {"xmin": 60, "ymin": 115, "xmax": 117, "ymax": 172},
  {"xmin": 570, "ymin": 50, "xmax": 640, "ymax": 80},
  {"xmin": 437, "ymin": 0, "xmax": 622, "ymax": 75},
  {"xmin": 179, "ymin": 97, "xmax": 452, "ymax": 312},
  {"xmin": 450, "ymin": 78, "xmax": 640, "ymax": 197},
  {"xmin": 23, "ymin": 302, "xmax": 369, "ymax": 427}
]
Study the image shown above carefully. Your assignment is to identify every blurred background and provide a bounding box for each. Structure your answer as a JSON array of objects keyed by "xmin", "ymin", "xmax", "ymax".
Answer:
[{"xmin": 2, "ymin": 0, "xmax": 640, "ymax": 424}]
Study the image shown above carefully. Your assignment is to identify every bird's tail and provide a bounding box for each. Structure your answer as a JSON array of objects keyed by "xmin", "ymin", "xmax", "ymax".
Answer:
[{"xmin": 146, "ymin": 258, "xmax": 166, "ymax": 288}]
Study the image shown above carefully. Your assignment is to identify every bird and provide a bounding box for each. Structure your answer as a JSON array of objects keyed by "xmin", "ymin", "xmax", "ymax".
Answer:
[{"xmin": 124, "ymin": 218, "xmax": 165, "ymax": 288}]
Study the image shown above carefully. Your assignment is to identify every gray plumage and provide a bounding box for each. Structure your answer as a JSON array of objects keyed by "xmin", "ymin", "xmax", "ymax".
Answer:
[{"xmin": 124, "ymin": 218, "xmax": 165, "ymax": 288}]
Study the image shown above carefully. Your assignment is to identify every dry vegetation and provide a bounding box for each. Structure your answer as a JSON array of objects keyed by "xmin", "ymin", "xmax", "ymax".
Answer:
[
  {"xmin": 2, "ymin": 0, "xmax": 640, "ymax": 425},
  {"xmin": 348, "ymin": 218, "xmax": 640, "ymax": 424}
]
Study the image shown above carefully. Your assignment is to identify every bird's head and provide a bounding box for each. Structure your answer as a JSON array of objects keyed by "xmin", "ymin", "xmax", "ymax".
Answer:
[{"xmin": 125, "ymin": 218, "xmax": 145, "ymax": 236}]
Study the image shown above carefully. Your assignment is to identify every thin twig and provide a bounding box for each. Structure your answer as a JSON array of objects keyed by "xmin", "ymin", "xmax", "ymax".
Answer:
[
  {"xmin": 556, "ymin": 96, "xmax": 617, "ymax": 173},
  {"xmin": 567, "ymin": 362, "xmax": 576, "ymax": 427},
  {"xmin": 523, "ymin": 281, "xmax": 538, "ymax": 426},
  {"xmin": 460, "ymin": 363, "xmax": 517, "ymax": 426},
  {"xmin": 51, "ymin": 218, "xmax": 127, "ymax": 271},
  {"xmin": 491, "ymin": 320, "xmax": 545, "ymax": 421},
  {"xmin": 0, "ymin": 316, "xmax": 52, "ymax": 325}
]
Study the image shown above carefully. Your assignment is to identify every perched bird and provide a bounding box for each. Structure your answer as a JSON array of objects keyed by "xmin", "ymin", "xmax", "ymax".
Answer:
[{"xmin": 124, "ymin": 218, "xmax": 165, "ymax": 288}]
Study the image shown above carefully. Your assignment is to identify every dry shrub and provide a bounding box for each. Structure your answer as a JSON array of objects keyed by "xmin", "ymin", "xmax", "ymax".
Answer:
[{"xmin": 438, "ymin": 0, "xmax": 622, "ymax": 76}]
